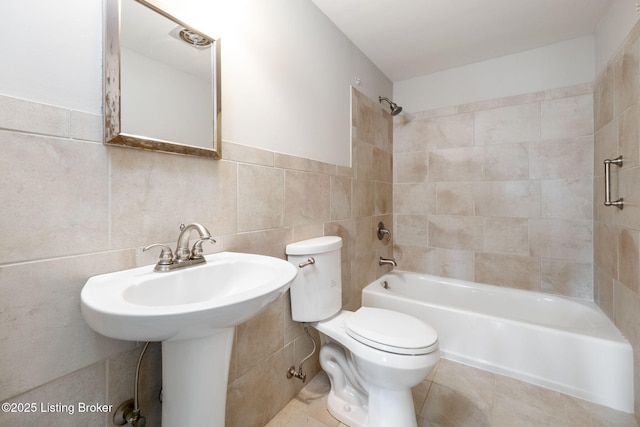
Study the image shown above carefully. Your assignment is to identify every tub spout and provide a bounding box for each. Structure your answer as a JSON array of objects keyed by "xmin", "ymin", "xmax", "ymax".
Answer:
[{"xmin": 379, "ymin": 257, "xmax": 397, "ymax": 267}]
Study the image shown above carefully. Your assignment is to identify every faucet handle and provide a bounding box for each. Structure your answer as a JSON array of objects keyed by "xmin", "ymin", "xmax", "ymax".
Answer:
[
  {"xmin": 143, "ymin": 244, "xmax": 174, "ymax": 265},
  {"xmin": 191, "ymin": 237, "xmax": 216, "ymax": 259},
  {"xmin": 377, "ymin": 222, "xmax": 391, "ymax": 242}
]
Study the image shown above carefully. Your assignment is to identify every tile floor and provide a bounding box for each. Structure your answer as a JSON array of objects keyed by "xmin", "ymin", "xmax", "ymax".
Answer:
[{"xmin": 266, "ymin": 359, "xmax": 638, "ymax": 427}]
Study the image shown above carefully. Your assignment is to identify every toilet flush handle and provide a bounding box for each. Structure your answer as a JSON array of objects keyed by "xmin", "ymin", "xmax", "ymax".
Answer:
[{"xmin": 298, "ymin": 257, "xmax": 315, "ymax": 268}]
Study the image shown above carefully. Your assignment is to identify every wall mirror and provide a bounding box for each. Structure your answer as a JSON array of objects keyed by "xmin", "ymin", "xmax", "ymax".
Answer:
[{"xmin": 104, "ymin": 0, "xmax": 221, "ymax": 158}]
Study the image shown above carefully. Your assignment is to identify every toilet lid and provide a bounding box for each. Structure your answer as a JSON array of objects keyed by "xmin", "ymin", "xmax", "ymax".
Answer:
[{"xmin": 346, "ymin": 307, "xmax": 438, "ymax": 355}]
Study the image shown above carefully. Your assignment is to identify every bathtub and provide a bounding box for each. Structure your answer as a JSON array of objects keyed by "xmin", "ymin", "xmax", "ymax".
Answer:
[{"xmin": 362, "ymin": 271, "xmax": 634, "ymax": 413}]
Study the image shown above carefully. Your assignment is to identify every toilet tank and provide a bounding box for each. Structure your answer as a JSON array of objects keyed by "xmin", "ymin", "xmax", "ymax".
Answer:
[{"xmin": 286, "ymin": 236, "xmax": 342, "ymax": 322}]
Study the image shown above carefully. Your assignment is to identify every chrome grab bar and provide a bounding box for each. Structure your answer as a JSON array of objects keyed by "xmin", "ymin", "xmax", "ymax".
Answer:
[{"xmin": 604, "ymin": 155, "xmax": 624, "ymax": 209}]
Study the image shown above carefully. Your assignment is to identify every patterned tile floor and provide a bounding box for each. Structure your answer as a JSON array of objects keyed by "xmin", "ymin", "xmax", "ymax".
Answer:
[{"xmin": 267, "ymin": 359, "xmax": 638, "ymax": 427}]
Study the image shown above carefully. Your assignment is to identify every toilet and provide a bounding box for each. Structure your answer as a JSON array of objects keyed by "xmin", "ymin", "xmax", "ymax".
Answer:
[{"xmin": 286, "ymin": 236, "xmax": 439, "ymax": 427}]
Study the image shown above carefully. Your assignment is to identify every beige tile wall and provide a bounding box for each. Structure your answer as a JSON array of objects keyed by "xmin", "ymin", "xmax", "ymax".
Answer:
[
  {"xmin": 0, "ymin": 87, "xmax": 393, "ymax": 426},
  {"xmin": 393, "ymin": 83, "xmax": 595, "ymax": 298},
  {"xmin": 594, "ymin": 19, "xmax": 640, "ymax": 421}
]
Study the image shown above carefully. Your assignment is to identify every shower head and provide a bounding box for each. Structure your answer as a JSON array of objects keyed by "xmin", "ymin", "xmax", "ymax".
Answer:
[{"xmin": 378, "ymin": 96, "xmax": 403, "ymax": 116}]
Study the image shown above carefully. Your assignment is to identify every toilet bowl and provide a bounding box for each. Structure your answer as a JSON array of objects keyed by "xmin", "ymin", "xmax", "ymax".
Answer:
[
  {"xmin": 286, "ymin": 236, "xmax": 440, "ymax": 427},
  {"xmin": 315, "ymin": 308, "xmax": 439, "ymax": 427}
]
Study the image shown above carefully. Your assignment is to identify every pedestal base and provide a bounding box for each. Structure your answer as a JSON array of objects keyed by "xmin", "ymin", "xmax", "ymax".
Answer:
[{"xmin": 161, "ymin": 328, "xmax": 234, "ymax": 426}]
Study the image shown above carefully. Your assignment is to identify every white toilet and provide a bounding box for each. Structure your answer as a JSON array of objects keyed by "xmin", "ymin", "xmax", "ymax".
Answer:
[{"xmin": 286, "ymin": 236, "xmax": 440, "ymax": 427}]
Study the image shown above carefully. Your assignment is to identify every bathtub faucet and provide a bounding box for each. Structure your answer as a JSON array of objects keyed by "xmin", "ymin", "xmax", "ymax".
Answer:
[{"xmin": 379, "ymin": 257, "xmax": 397, "ymax": 267}]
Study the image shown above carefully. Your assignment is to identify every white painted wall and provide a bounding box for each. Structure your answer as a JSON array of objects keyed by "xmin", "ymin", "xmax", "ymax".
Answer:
[
  {"xmin": 394, "ymin": 36, "xmax": 596, "ymax": 113},
  {"xmin": 394, "ymin": 1, "xmax": 640, "ymax": 114},
  {"xmin": 0, "ymin": 0, "xmax": 391, "ymax": 166},
  {"xmin": 0, "ymin": 0, "xmax": 103, "ymax": 113},
  {"xmin": 166, "ymin": 0, "xmax": 392, "ymax": 166},
  {"xmin": 595, "ymin": 0, "xmax": 640, "ymax": 76},
  {"xmin": 6, "ymin": 0, "xmax": 632, "ymax": 163}
]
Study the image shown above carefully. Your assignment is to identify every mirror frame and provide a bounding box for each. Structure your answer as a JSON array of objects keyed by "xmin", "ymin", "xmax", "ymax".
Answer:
[{"xmin": 104, "ymin": 0, "xmax": 221, "ymax": 159}]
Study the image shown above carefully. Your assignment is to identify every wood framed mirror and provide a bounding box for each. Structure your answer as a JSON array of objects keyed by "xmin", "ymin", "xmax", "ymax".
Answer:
[{"xmin": 104, "ymin": 0, "xmax": 221, "ymax": 158}]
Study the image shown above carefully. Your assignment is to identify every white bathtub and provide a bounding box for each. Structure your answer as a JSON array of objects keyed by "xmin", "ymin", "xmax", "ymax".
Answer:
[{"xmin": 362, "ymin": 271, "xmax": 634, "ymax": 413}]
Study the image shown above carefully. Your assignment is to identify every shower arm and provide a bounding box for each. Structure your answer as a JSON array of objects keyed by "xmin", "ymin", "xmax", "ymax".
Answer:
[{"xmin": 378, "ymin": 96, "xmax": 403, "ymax": 116}]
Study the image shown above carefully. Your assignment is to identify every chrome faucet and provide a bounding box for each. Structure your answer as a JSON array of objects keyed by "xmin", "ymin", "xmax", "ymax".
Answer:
[
  {"xmin": 175, "ymin": 222, "xmax": 215, "ymax": 262},
  {"xmin": 144, "ymin": 223, "xmax": 216, "ymax": 272},
  {"xmin": 379, "ymin": 257, "xmax": 397, "ymax": 267}
]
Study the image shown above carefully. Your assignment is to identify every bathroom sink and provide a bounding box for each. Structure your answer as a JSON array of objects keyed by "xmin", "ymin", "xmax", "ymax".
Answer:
[
  {"xmin": 81, "ymin": 250, "xmax": 298, "ymax": 426},
  {"xmin": 81, "ymin": 251, "xmax": 297, "ymax": 342}
]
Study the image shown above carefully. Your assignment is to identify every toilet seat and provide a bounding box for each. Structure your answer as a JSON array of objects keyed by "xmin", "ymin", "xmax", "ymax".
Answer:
[{"xmin": 346, "ymin": 307, "xmax": 438, "ymax": 355}]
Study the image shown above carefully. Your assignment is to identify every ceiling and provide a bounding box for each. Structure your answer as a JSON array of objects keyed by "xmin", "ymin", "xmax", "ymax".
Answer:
[{"xmin": 311, "ymin": 0, "xmax": 612, "ymax": 82}]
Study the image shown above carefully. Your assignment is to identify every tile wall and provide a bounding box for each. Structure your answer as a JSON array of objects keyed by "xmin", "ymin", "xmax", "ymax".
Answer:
[
  {"xmin": 4, "ymin": 23, "xmax": 640, "ymax": 425},
  {"xmin": 393, "ymin": 83, "xmax": 595, "ymax": 298},
  {"xmin": 392, "ymin": 17, "xmax": 640, "ymax": 423},
  {"xmin": 594, "ymin": 19, "xmax": 640, "ymax": 421},
  {"xmin": 0, "ymin": 87, "xmax": 393, "ymax": 426}
]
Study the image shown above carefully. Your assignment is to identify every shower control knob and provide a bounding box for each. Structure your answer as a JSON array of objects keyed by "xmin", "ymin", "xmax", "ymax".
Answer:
[{"xmin": 377, "ymin": 222, "xmax": 391, "ymax": 241}]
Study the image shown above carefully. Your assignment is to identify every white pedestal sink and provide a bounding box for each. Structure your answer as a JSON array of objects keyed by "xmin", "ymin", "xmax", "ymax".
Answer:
[{"xmin": 81, "ymin": 252, "xmax": 298, "ymax": 426}]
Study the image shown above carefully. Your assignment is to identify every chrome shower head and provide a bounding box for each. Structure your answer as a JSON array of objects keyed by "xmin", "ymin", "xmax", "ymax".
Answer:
[{"xmin": 378, "ymin": 96, "xmax": 403, "ymax": 116}]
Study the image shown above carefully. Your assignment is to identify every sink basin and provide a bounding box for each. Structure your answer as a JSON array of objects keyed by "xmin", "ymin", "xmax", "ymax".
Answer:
[
  {"xmin": 80, "ymin": 251, "xmax": 298, "ymax": 427},
  {"xmin": 81, "ymin": 251, "xmax": 297, "ymax": 342}
]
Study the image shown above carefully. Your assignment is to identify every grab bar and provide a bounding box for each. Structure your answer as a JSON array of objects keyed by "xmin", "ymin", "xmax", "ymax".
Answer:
[{"xmin": 604, "ymin": 156, "xmax": 624, "ymax": 209}]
